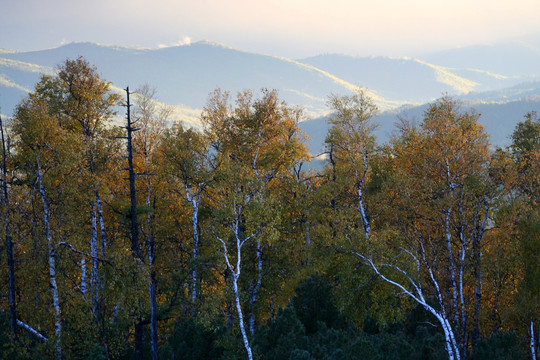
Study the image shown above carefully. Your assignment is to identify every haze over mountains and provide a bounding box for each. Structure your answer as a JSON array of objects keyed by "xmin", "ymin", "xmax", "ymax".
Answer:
[{"xmin": 1, "ymin": 39, "xmax": 540, "ymax": 152}]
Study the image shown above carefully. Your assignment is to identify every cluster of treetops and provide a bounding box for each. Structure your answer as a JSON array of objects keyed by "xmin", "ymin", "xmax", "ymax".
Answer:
[{"xmin": 0, "ymin": 57, "xmax": 538, "ymax": 360}]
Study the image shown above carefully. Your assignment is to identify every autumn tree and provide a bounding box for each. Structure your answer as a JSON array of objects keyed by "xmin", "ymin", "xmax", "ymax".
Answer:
[
  {"xmin": 54, "ymin": 58, "xmax": 120, "ymax": 325},
  {"xmin": 12, "ymin": 93, "xmax": 74, "ymax": 360},
  {"xmin": 8, "ymin": 57, "xmax": 121, "ymax": 359},
  {"xmin": 159, "ymin": 121, "xmax": 216, "ymax": 311},
  {"xmin": 325, "ymin": 88, "xmax": 379, "ymax": 240},
  {"xmin": 201, "ymin": 88, "xmax": 307, "ymax": 359},
  {"xmin": 350, "ymin": 97, "xmax": 491, "ymax": 360},
  {"xmin": 132, "ymin": 84, "xmax": 171, "ymax": 360},
  {"xmin": 508, "ymin": 112, "xmax": 540, "ymax": 360},
  {"xmin": 315, "ymin": 89, "xmax": 404, "ymax": 328}
]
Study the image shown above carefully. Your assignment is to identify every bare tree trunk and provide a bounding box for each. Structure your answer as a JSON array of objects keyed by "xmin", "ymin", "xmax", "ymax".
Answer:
[
  {"xmin": 36, "ymin": 156, "xmax": 62, "ymax": 360},
  {"xmin": 123, "ymin": 87, "xmax": 144, "ymax": 360}
]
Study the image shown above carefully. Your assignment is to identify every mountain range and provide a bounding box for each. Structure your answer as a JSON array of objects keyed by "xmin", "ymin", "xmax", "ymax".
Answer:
[{"xmin": 1, "ymin": 39, "xmax": 540, "ymax": 153}]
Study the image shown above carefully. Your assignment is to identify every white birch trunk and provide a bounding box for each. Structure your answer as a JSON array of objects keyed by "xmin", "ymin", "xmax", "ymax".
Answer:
[
  {"xmin": 37, "ymin": 157, "xmax": 62, "ymax": 360},
  {"xmin": 531, "ymin": 318, "xmax": 537, "ymax": 360},
  {"xmin": 95, "ymin": 191, "xmax": 107, "ymax": 257},
  {"xmin": 190, "ymin": 194, "xmax": 200, "ymax": 305},
  {"xmin": 81, "ymin": 256, "xmax": 87, "ymax": 299},
  {"xmin": 357, "ymin": 184, "xmax": 370, "ymax": 239},
  {"xmin": 354, "ymin": 252, "xmax": 461, "ymax": 360},
  {"xmin": 16, "ymin": 319, "xmax": 48, "ymax": 342},
  {"xmin": 216, "ymin": 216, "xmax": 256, "ymax": 360},
  {"xmin": 354, "ymin": 166, "xmax": 371, "ymax": 240},
  {"xmin": 458, "ymin": 239, "xmax": 466, "ymax": 355},
  {"xmin": 90, "ymin": 204, "xmax": 99, "ymax": 314},
  {"xmin": 233, "ymin": 273, "xmax": 253, "ymax": 360},
  {"xmin": 353, "ymin": 149, "xmax": 371, "ymax": 240},
  {"xmin": 185, "ymin": 185, "xmax": 203, "ymax": 308}
]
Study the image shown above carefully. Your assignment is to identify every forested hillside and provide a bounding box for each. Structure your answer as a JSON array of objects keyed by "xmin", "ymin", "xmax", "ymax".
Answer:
[{"xmin": 0, "ymin": 58, "xmax": 538, "ymax": 360}]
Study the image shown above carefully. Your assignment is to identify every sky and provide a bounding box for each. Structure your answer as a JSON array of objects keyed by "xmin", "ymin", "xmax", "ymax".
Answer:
[{"xmin": 2, "ymin": 0, "xmax": 540, "ymax": 58}]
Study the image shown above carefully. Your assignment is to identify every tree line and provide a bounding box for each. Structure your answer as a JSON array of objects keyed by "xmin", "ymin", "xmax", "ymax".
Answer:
[{"xmin": 0, "ymin": 57, "xmax": 538, "ymax": 360}]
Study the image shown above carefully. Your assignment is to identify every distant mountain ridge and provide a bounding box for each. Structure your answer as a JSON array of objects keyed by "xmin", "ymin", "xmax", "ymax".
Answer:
[
  {"xmin": 420, "ymin": 41, "xmax": 540, "ymax": 77},
  {"xmin": 298, "ymin": 54, "xmax": 489, "ymax": 102},
  {"xmin": 0, "ymin": 41, "xmax": 395, "ymax": 118},
  {"xmin": 1, "ymin": 39, "xmax": 540, "ymax": 151},
  {"xmin": 301, "ymin": 96, "xmax": 540, "ymax": 156}
]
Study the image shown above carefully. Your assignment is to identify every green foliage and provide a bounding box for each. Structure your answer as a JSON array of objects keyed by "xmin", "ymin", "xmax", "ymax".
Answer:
[
  {"xmin": 0, "ymin": 314, "xmax": 50, "ymax": 360},
  {"xmin": 471, "ymin": 332, "xmax": 527, "ymax": 360},
  {"xmin": 511, "ymin": 111, "xmax": 540, "ymax": 157},
  {"xmin": 254, "ymin": 304, "xmax": 307, "ymax": 360},
  {"xmin": 161, "ymin": 317, "xmax": 224, "ymax": 360},
  {"xmin": 291, "ymin": 274, "xmax": 346, "ymax": 334},
  {"xmin": 88, "ymin": 344, "xmax": 108, "ymax": 360},
  {"xmin": 252, "ymin": 275, "xmax": 448, "ymax": 360}
]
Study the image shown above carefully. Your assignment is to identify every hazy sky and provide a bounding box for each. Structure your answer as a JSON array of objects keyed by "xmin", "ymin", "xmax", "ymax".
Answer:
[{"xmin": 2, "ymin": 0, "xmax": 540, "ymax": 58}]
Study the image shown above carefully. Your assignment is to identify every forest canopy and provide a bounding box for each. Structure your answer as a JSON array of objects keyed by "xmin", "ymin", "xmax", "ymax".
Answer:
[{"xmin": 0, "ymin": 57, "xmax": 538, "ymax": 360}]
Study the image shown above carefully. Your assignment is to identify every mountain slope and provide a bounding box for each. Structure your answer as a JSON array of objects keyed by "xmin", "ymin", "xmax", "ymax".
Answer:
[
  {"xmin": 297, "ymin": 54, "xmax": 523, "ymax": 103},
  {"xmin": 420, "ymin": 41, "xmax": 540, "ymax": 78},
  {"xmin": 0, "ymin": 41, "xmax": 397, "ymax": 119},
  {"xmin": 301, "ymin": 98, "xmax": 540, "ymax": 156}
]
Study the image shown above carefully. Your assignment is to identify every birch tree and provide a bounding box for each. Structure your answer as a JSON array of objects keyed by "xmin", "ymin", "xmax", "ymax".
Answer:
[
  {"xmin": 351, "ymin": 97, "xmax": 490, "ymax": 360},
  {"xmin": 21, "ymin": 58, "xmax": 120, "ymax": 330},
  {"xmin": 319, "ymin": 90, "xmax": 404, "ymax": 324},
  {"xmin": 55, "ymin": 58, "xmax": 120, "ymax": 318},
  {"xmin": 160, "ymin": 122, "xmax": 216, "ymax": 310},
  {"xmin": 202, "ymin": 88, "xmax": 306, "ymax": 357},
  {"xmin": 325, "ymin": 88, "xmax": 379, "ymax": 241},
  {"xmin": 12, "ymin": 96, "xmax": 74, "ymax": 360},
  {"xmin": 509, "ymin": 113, "xmax": 540, "ymax": 360},
  {"xmin": 132, "ymin": 84, "xmax": 170, "ymax": 360}
]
